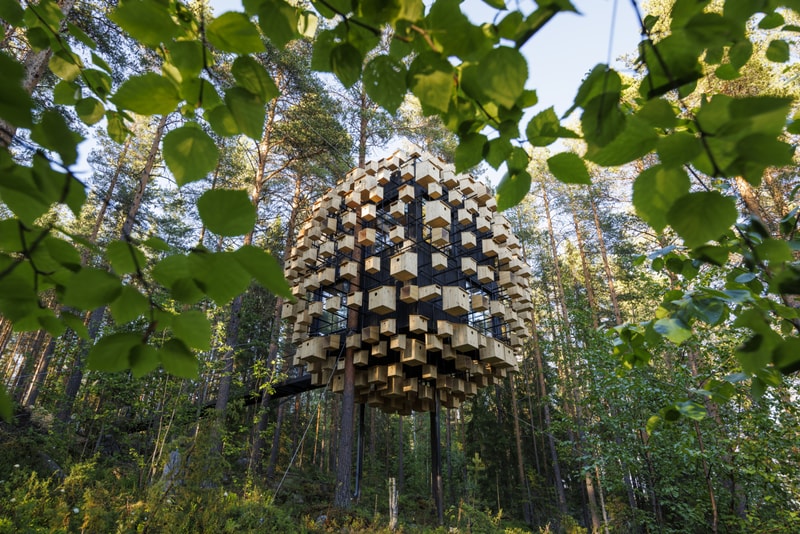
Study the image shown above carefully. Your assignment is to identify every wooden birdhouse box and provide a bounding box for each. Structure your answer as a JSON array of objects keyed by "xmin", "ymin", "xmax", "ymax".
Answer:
[
  {"xmin": 361, "ymin": 204, "xmax": 377, "ymax": 221},
  {"xmin": 389, "ymin": 225, "xmax": 404, "ymax": 243},
  {"xmin": 390, "ymin": 251, "xmax": 418, "ymax": 281},
  {"xmin": 401, "ymin": 338, "xmax": 426, "ymax": 366},
  {"xmin": 340, "ymin": 261, "xmax": 358, "ymax": 281},
  {"xmin": 409, "ymin": 314, "xmax": 428, "ymax": 334},
  {"xmin": 368, "ymin": 286, "xmax": 396, "ymax": 315},
  {"xmin": 358, "ymin": 228, "xmax": 376, "ymax": 246},
  {"xmin": 432, "ymin": 252, "xmax": 447, "ymax": 271},
  {"xmin": 365, "ymin": 255, "xmax": 381, "ymax": 274},
  {"xmin": 400, "ymin": 284, "xmax": 419, "ymax": 303},
  {"xmin": 380, "ymin": 318, "xmax": 397, "ymax": 336},
  {"xmin": 430, "ymin": 227, "xmax": 448, "ymax": 247},
  {"xmin": 425, "ymin": 200, "xmax": 451, "ymax": 227},
  {"xmin": 442, "ymin": 286, "xmax": 470, "ymax": 316},
  {"xmin": 419, "ymin": 284, "xmax": 441, "ymax": 302},
  {"xmin": 461, "ymin": 231, "xmax": 476, "ymax": 249},
  {"xmin": 371, "ymin": 341, "xmax": 388, "ymax": 358},
  {"xmin": 461, "ymin": 257, "xmax": 477, "ymax": 276},
  {"xmin": 346, "ymin": 291, "xmax": 362, "ymax": 309},
  {"xmin": 452, "ymin": 323, "xmax": 480, "ymax": 351},
  {"xmin": 398, "ymin": 183, "xmax": 415, "ymax": 202},
  {"xmin": 477, "ymin": 265, "xmax": 494, "ymax": 284}
]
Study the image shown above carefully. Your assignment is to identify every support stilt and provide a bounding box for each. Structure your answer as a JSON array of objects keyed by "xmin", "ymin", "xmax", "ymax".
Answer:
[{"xmin": 430, "ymin": 389, "xmax": 444, "ymax": 526}]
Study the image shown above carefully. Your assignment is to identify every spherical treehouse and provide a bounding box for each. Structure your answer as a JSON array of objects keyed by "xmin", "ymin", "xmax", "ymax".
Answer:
[{"xmin": 283, "ymin": 146, "xmax": 532, "ymax": 414}]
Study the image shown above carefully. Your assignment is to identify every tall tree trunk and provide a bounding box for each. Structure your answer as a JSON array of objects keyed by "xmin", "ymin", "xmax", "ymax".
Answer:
[
  {"xmin": 589, "ymin": 194, "xmax": 622, "ymax": 324},
  {"xmin": 542, "ymin": 182, "xmax": 601, "ymax": 528},
  {"xmin": 249, "ymin": 174, "xmax": 303, "ymax": 470},
  {"xmin": 215, "ymin": 97, "xmax": 279, "ymax": 450},
  {"xmin": 58, "ymin": 114, "xmax": 169, "ymax": 423},
  {"xmin": 509, "ymin": 373, "xmax": 533, "ymax": 524},
  {"xmin": 568, "ymin": 191, "xmax": 598, "ymax": 328}
]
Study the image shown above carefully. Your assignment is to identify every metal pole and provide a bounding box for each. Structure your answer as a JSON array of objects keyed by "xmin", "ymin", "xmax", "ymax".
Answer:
[{"xmin": 430, "ymin": 388, "xmax": 444, "ymax": 525}]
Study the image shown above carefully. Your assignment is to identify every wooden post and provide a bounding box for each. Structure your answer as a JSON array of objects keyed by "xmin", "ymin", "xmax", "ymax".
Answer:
[{"xmin": 430, "ymin": 388, "xmax": 444, "ymax": 526}]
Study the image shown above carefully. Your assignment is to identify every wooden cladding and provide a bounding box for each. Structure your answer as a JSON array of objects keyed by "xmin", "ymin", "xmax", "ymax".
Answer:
[{"xmin": 283, "ymin": 146, "xmax": 532, "ymax": 413}]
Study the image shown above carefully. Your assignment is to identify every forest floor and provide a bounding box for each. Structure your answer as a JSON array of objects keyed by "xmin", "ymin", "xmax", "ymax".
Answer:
[{"xmin": 0, "ymin": 412, "xmax": 539, "ymax": 534}]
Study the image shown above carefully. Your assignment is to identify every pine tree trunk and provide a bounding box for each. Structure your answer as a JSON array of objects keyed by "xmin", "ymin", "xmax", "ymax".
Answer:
[
  {"xmin": 568, "ymin": 191, "xmax": 598, "ymax": 328},
  {"xmin": 249, "ymin": 175, "xmax": 303, "ymax": 470},
  {"xmin": 509, "ymin": 374, "xmax": 533, "ymax": 524},
  {"xmin": 589, "ymin": 194, "xmax": 622, "ymax": 324},
  {"xmin": 59, "ymin": 114, "xmax": 169, "ymax": 423}
]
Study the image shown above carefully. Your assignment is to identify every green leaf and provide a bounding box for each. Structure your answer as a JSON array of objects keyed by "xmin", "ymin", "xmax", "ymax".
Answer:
[
  {"xmin": 110, "ymin": 285, "xmax": 150, "ymax": 323},
  {"xmin": 197, "ymin": 189, "xmax": 255, "ymax": 237},
  {"xmin": 547, "ymin": 152, "xmax": 590, "ymax": 184},
  {"xmin": 167, "ymin": 40, "xmax": 204, "ymax": 79},
  {"xmin": 234, "ymin": 245, "xmax": 293, "ymax": 299},
  {"xmin": 130, "ymin": 344, "xmax": 160, "ymax": 378},
  {"xmin": 112, "ymin": 72, "xmax": 181, "ymax": 115},
  {"xmin": 207, "ymin": 12, "xmax": 265, "ymax": 54},
  {"xmin": 189, "ymin": 251, "xmax": 251, "ymax": 304},
  {"xmin": 773, "ymin": 338, "xmax": 800, "ymax": 374},
  {"xmin": 43, "ymin": 236, "xmax": 81, "ymax": 271},
  {"xmin": 231, "ymin": 56, "xmax": 279, "ymax": 103},
  {"xmin": 676, "ymin": 400, "xmax": 706, "ymax": 421},
  {"xmin": 53, "ymin": 80, "xmax": 80, "ymax": 105},
  {"xmin": 160, "ymin": 339, "xmax": 199, "ymax": 379},
  {"xmin": 478, "ymin": 47, "xmax": 527, "ymax": 109},
  {"xmin": 0, "ymin": 0, "xmax": 24, "ymax": 25},
  {"xmin": 0, "ymin": 53, "xmax": 34, "ymax": 128},
  {"xmin": 107, "ymin": 240, "xmax": 146, "ymax": 275},
  {"xmin": 654, "ymin": 317, "xmax": 692, "ymax": 344},
  {"xmin": 62, "ymin": 312, "xmax": 89, "ymax": 339},
  {"xmin": 455, "ymin": 132, "xmax": 487, "ymax": 173},
  {"xmin": 657, "ymin": 132, "xmax": 702, "ymax": 167},
  {"xmin": 109, "ymin": 0, "xmax": 180, "ymax": 47},
  {"xmin": 407, "ymin": 51, "xmax": 454, "ymax": 114},
  {"xmin": 31, "ymin": 110, "xmax": 82, "ymax": 165},
  {"xmin": 667, "ymin": 191, "xmax": 737, "ymax": 248},
  {"xmin": 496, "ymin": 170, "xmax": 531, "ymax": 211},
  {"xmin": 330, "ymin": 42, "xmax": 362, "ymax": 88},
  {"xmin": 638, "ymin": 36, "xmax": 703, "ymax": 98},
  {"xmin": 172, "ymin": 310, "xmax": 211, "ymax": 351},
  {"xmin": 106, "ymin": 111, "xmax": 130, "ymax": 143},
  {"xmin": 62, "ymin": 267, "xmax": 123, "ymax": 310},
  {"xmin": 632, "ymin": 165, "xmax": 690, "ymax": 232},
  {"xmin": 363, "ymin": 55, "xmax": 407, "ymax": 114},
  {"xmin": 206, "ymin": 104, "xmax": 240, "ymax": 137},
  {"xmin": 567, "ymin": 64, "xmax": 621, "ymax": 115},
  {"xmin": 48, "ymin": 50, "xmax": 82, "ymax": 81},
  {"xmin": 257, "ymin": 0, "xmax": 300, "ymax": 47},
  {"xmin": 87, "ymin": 332, "xmax": 141, "ymax": 372},
  {"xmin": 581, "ymin": 93, "xmax": 625, "ymax": 147},
  {"xmin": 225, "ymin": 87, "xmax": 265, "ymax": 139},
  {"xmin": 526, "ymin": 107, "xmax": 579, "ymax": 146},
  {"xmin": 75, "ymin": 97, "xmax": 105, "ymax": 125},
  {"xmin": 0, "ymin": 166, "xmax": 49, "ymax": 224},
  {"xmin": 163, "ymin": 125, "xmax": 219, "ymax": 186},
  {"xmin": 585, "ymin": 115, "xmax": 657, "ymax": 166},
  {"xmin": 766, "ymin": 39, "xmax": 790, "ymax": 62}
]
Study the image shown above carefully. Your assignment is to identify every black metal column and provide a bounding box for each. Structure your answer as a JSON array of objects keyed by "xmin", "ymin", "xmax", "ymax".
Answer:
[{"xmin": 430, "ymin": 389, "xmax": 444, "ymax": 525}]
